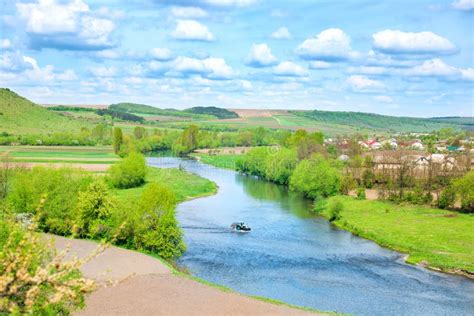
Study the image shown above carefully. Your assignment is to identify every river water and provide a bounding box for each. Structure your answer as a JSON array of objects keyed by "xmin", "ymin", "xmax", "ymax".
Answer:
[{"xmin": 148, "ymin": 157, "xmax": 474, "ymax": 315}]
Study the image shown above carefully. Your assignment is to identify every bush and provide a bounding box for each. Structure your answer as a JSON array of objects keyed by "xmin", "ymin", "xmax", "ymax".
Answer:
[
  {"xmin": 107, "ymin": 152, "xmax": 147, "ymax": 189},
  {"xmin": 340, "ymin": 174, "xmax": 356, "ymax": 195},
  {"xmin": 328, "ymin": 199, "xmax": 344, "ymax": 222},
  {"xmin": 356, "ymin": 187, "xmax": 366, "ymax": 200},
  {"xmin": 236, "ymin": 147, "xmax": 269, "ymax": 177},
  {"xmin": 75, "ymin": 179, "xmax": 117, "ymax": 239},
  {"xmin": 454, "ymin": 170, "xmax": 474, "ymax": 212},
  {"xmin": 0, "ymin": 220, "xmax": 94, "ymax": 314},
  {"xmin": 263, "ymin": 148, "xmax": 298, "ymax": 185},
  {"xmin": 7, "ymin": 167, "xmax": 92, "ymax": 235},
  {"xmin": 289, "ymin": 155, "xmax": 341, "ymax": 199},
  {"xmin": 438, "ymin": 185, "xmax": 456, "ymax": 209},
  {"xmin": 362, "ymin": 169, "xmax": 375, "ymax": 188}
]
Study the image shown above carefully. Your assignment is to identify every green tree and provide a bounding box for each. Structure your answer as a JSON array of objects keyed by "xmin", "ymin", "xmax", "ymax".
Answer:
[
  {"xmin": 172, "ymin": 125, "xmax": 199, "ymax": 156},
  {"xmin": 236, "ymin": 147, "xmax": 269, "ymax": 177},
  {"xmin": 438, "ymin": 185, "xmax": 456, "ymax": 209},
  {"xmin": 454, "ymin": 170, "xmax": 474, "ymax": 212},
  {"xmin": 263, "ymin": 148, "xmax": 298, "ymax": 185},
  {"xmin": 107, "ymin": 152, "xmax": 147, "ymax": 189},
  {"xmin": 134, "ymin": 126, "xmax": 147, "ymax": 140},
  {"xmin": 113, "ymin": 127, "xmax": 123, "ymax": 154},
  {"xmin": 289, "ymin": 155, "xmax": 341, "ymax": 199}
]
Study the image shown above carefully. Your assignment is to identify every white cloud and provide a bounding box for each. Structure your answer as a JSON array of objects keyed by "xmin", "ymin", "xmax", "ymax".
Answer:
[
  {"xmin": 452, "ymin": 0, "xmax": 474, "ymax": 10},
  {"xmin": 372, "ymin": 30, "xmax": 456, "ymax": 55},
  {"xmin": 170, "ymin": 6, "xmax": 208, "ymax": 18},
  {"xmin": 149, "ymin": 48, "xmax": 173, "ymax": 61},
  {"xmin": 373, "ymin": 95, "xmax": 394, "ymax": 103},
  {"xmin": 245, "ymin": 43, "xmax": 278, "ymax": 67},
  {"xmin": 296, "ymin": 28, "xmax": 353, "ymax": 61},
  {"xmin": 171, "ymin": 20, "xmax": 215, "ymax": 41},
  {"xmin": 273, "ymin": 61, "xmax": 308, "ymax": 77},
  {"xmin": 346, "ymin": 75, "xmax": 385, "ymax": 91},
  {"xmin": 170, "ymin": 56, "xmax": 234, "ymax": 79},
  {"xmin": 460, "ymin": 68, "xmax": 474, "ymax": 81},
  {"xmin": 0, "ymin": 52, "xmax": 33, "ymax": 72},
  {"xmin": 204, "ymin": 0, "xmax": 256, "ymax": 7},
  {"xmin": 89, "ymin": 66, "xmax": 117, "ymax": 77},
  {"xmin": 309, "ymin": 61, "xmax": 332, "ymax": 69},
  {"xmin": 407, "ymin": 58, "xmax": 459, "ymax": 77},
  {"xmin": 271, "ymin": 27, "xmax": 291, "ymax": 40},
  {"xmin": 1, "ymin": 39, "xmax": 12, "ymax": 50},
  {"xmin": 16, "ymin": 0, "xmax": 116, "ymax": 50}
]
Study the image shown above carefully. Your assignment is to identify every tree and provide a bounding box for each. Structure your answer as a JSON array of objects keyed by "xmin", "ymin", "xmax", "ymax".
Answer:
[
  {"xmin": 172, "ymin": 125, "xmax": 199, "ymax": 156},
  {"xmin": 113, "ymin": 127, "xmax": 123, "ymax": 154},
  {"xmin": 134, "ymin": 126, "xmax": 147, "ymax": 140},
  {"xmin": 107, "ymin": 152, "xmax": 147, "ymax": 189},
  {"xmin": 438, "ymin": 185, "xmax": 456, "ymax": 209},
  {"xmin": 236, "ymin": 147, "xmax": 269, "ymax": 177},
  {"xmin": 289, "ymin": 155, "xmax": 341, "ymax": 199},
  {"xmin": 263, "ymin": 148, "xmax": 298, "ymax": 185}
]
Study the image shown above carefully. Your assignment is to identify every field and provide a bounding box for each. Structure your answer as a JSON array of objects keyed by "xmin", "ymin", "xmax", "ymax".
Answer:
[
  {"xmin": 113, "ymin": 166, "xmax": 217, "ymax": 202},
  {"xmin": 192, "ymin": 154, "xmax": 242, "ymax": 170},
  {"xmin": 322, "ymin": 196, "xmax": 474, "ymax": 274}
]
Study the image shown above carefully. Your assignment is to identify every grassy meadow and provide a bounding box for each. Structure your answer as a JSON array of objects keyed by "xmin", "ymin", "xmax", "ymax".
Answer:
[
  {"xmin": 192, "ymin": 153, "xmax": 242, "ymax": 170},
  {"xmin": 322, "ymin": 196, "xmax": 474, "ymax": 273}
]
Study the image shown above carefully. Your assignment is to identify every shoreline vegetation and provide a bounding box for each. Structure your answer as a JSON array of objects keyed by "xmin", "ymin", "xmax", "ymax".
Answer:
[{"xmin": 193, "ymin": 152, "xmax": 474, "ymax": 278}]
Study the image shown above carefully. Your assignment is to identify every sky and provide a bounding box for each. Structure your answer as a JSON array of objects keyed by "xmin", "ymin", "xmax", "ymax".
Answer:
[{"xmin": 0, "ymin": 0, "xmax": 473, "ymax": 117}]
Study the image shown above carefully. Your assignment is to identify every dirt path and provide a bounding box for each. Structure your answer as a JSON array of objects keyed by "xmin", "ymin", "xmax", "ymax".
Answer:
[{"xmin": 50, "ymin": 236, "xmax": 318, "ymax": 316}]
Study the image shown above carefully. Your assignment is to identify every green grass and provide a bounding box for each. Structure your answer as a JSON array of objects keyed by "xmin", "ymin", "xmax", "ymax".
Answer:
[
  {"xmin": 113, "ymin": 166, "xmax": 217, "ymax": 202},
  {"xmin": 192, "ymin": 154, "xmax": 242, "ymax": 170},
  {"xmin": 321, "ymin": 196, "xmax": 474, "ymax": 274},
  {"xmin": 0, "ymin": 88, "xmax": 93, "ymax": 135}
]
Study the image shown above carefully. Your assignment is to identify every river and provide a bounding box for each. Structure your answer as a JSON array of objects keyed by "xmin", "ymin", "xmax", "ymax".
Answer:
[{"xmin": 148, "ymin": 157, "xmax": 474, "ymax": 315}]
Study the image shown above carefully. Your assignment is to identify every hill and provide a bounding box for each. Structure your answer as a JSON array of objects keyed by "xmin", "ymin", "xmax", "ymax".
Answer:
[
  {"xmin": 291, "ymin": 110, "xmax": 465, "ymax": 133},
  {"xmin": 185, "ymin": 106, "xmax": 239, "ymax": 119},
  {"xmin": 429, "ymin": 117, "xmax": 474, "ymax": 130},
  {"xmin": 0, "ymin": 88, "xmax": 92, "ymax": 135},
  {"xmin": 109, "ymin": 103, "xmax": 212, "ymax": 120}
]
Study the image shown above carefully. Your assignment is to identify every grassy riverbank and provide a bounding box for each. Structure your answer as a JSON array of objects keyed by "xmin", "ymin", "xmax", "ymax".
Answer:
[
  {"xmin": 320, "ymin": 196, "xmax": 474, "ymax": 275},
  {"xmin": 113, "ymin": 166, "xmax": 218, "ymax": 202},
  {"xmin": 192, "ymin": 153, "xmax": 242, "ymax": 170}
]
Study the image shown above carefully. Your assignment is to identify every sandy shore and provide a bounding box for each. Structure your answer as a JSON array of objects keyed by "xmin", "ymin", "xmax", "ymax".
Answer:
[{"xmin": 50, "ymin": 236, "xmax": 319, "ymax": 316}]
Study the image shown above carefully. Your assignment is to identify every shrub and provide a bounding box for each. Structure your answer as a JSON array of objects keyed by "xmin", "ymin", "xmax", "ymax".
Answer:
[
  {"xmin": 7, "ymin": 167, "xmax": 92, "ymax": 235},
  {"xmin": 263, "ymin": 148, "xmax": 298, "ymax": 185},
  {"xmin": 454, "ymin": 170, "xmax": 474, "ymax": 212},
  {"xmin": 107, "ymin": 152, "xmax": 147, "ymax": 189},
  {"xmin": 356, "ymin": 187, "xmax": 366, "ymax": 200},
  {"xmin": 0, "ymin": 220, "xmax": 94, "ymax": 314},
  {"xmin": 438, "ymin": 185, "xmax": 456, "ymax": 209},
  {"xmin": 340, "ymin": 174, "xmax": 356, "ymax": 195},
  {"xmin": 236, "ymin": 147, "xmax": 269, "ymax": 177},
  {"xmin": 362, "ymin": 169, "xmax": 375, "ymax": 188},
  {"xmin": 289, "ymin": 155, "xmax": 341, "ymax": 199},
  {"xmin": 328, "ymin": 199, "xmax": 344, "ymax": 222},
  {"xmin": 75, "ymin": 179, "xmax": 117, "ymax": 239}
]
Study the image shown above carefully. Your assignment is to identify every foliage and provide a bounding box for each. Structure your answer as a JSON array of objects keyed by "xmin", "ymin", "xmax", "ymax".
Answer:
[
  {"xmin": 438, "ymin": 185, "xmax": 456, "ymax": 209},
  {"xmin": 263, "ymin": 148, "xmax": 298, "ymax": 185},
  {"xmin": 356, "ymin": 187, "xmax": 366, "ymax": 200},
  {"xmin": 0, "ymin": 220, "xmax": 94, "ymax": 315},
  {"xmin": 7, "ymin": 167, "xmax": 92, "ymax": 235},
  {"xmin": 109, "ymin": 103, "xmax": 211, "ymax": 119},
  {"xmin": 75, "ymin": 179, "xmax": 117, "ymax": 238},
  {"xmin": 97, "ymin": 109, "xmax": 144, "ymax": 123},
  {"xmin": 289, "ymin": 155, "xmax": 341, "ymax": 199},
  {"xmin": 328, "ymin": 198, "xmax": 344, "ymax": 221},
  {"xmin": 454, "ymin": 170, "xmax": 474, "ymax": 212},
  {"xmin": 362, "ymin": 169, "xmax": 376, "ymax": 188},
  {"xmin": 112, "ymin": 127, "xmax": 123, "ymax": 154},
  {"xmin": 236, "ymin": 147, "xmax": 269, "ymax": 177},
  {"xmin": 172, "ymin": 125, "xmax": 199, "ymax": 156},
  {"xmin": 107, "ymin": 152, "xmax": 147, "ymax": 189},
  {"xmin": 340, "ymin": 174, "xmax": 356, "ymax": 195},
  {"xmin": 185, "ymin": 106, "xmax": 239, "ymax": 119}
]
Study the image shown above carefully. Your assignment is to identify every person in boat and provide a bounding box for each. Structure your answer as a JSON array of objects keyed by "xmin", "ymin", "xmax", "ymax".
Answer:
[{"xmin": 231, "ymin": 222, "xmax": 251, "ymax": 231}]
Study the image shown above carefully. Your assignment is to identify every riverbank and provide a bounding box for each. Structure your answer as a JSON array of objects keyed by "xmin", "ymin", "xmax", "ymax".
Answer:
[
  {"xmin": 50, "ymin": 235, "xmax": 321, "ymax": 315},
  {"xmin": 320, "ymin": 196, "xmax": 474, "ymax": 278},
  {"xmin": 195, "ymin": 153, "xmax": 474, "ymax": 278}
]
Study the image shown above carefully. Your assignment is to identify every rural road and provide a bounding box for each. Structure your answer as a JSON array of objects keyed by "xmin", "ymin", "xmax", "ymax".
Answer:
[{"xmin": 51, "ymin": 236, "xmax": 319, "ymax": 316}]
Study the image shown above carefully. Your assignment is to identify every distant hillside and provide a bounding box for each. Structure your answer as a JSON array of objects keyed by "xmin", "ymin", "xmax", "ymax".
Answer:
[
  {"xmin": 0, "ymin": 88, "xmax": 92, "ymax": 135},
  {"xmin": 109, "ymin": 103, "xmax": 212, "ymax": 120},
  {"xmin": 291, "ymin": 110, "xmax": 464, "ymax": 133},
  {"xmin": 185, "ymin": 106, "xmax": 239, "ymax": 119},
  {"xmin": 429, "ymin": 117, "xmax": 474, "ymax": 130}
]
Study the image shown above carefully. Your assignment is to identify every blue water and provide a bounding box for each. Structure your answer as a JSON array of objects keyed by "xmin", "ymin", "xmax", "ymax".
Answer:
[{"xmin": 148, "ymin": 157, "xmax": 474, "ymax": 316}]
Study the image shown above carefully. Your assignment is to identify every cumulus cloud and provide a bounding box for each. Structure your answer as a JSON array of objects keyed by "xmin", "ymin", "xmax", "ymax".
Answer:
[
  {"xmin": 149, "ymin": 48, "xmax": 173, "ymax": 61},
  {"xmin": 451, "ymin": 0, "xmax": 474, "ymax": 10},
  {"xmin": 296, "ymin": 28, "xmax": 354, "ymax": 61},
  {"xmin": 245, "ymin": 43, "xmax": 278, "ymax": 67},
  {"xmin": 88, "ymin": 66, "xmax": 117, "ymax": 77},
  {"xmin": 171, "ymin": 20, "xmax": 215, "ymax": 41},
  {"xmin": 16, "ymin": 0, "xmax": 116, "ymax": 50},
  {"xmin": 372, "ymin": 30, "xmax": 456, "ymax": 55},
  {"xmin": 407, "ymin": 58, "xmax": 459, "ymax": 77},
  {"xmin": 271, "ymin": 27, "xmax": 291, "ymax": 40},
  {"xmin": 1, "ymin": 39, "xmax": 12, "ymax": 50},
  {"xmin": 170, "ymin": 6, "xmax": 208, "ymax": 18},
  {"xmin": 460, "ymin": 68, "xmax": 474, "ymax": 81},
  {"xmin": 0, "ymin": 52, "xmax": 34, "ymax": 72},
  {"xmin": 309, "ymin": 61, "xmax": 332, "ymax": 69},
  {"xmin": 170, "ymin": 56, "xmax": 234, "ymax": 79},
  {"xmin": 273, "ymin": 61, "xmax": 308, "ymax": 77},
  {"xmin": 346, "ymin": 75, "xmax": 385, "ymax": 91}
]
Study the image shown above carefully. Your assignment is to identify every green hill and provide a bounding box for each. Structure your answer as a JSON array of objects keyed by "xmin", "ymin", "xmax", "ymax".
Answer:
[
  {"xmin": 291, "ymin": 110, "xmax": 466, "ymax": 133},
  {"xmin": 0, "ymin": 88, "xmax": 92, "ymax": 135},
  {"xmin": 185, "ymin": 106, "xmax": 239, "ymax": 119},
  {"xmin": 109, "ymin": 103, "xmax": 213, "ymax": 120}
]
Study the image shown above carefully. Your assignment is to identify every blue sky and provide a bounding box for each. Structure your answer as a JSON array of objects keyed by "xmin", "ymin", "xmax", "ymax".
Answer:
[{"xmin": 0, "ymin": 0, "xmax": 473, "ymax": 117}]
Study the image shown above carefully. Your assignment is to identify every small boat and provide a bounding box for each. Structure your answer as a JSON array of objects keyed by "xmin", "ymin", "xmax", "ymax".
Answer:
[{"xmin": 230, "ymin": 222, "xmax": 251, "ymax": 232}]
